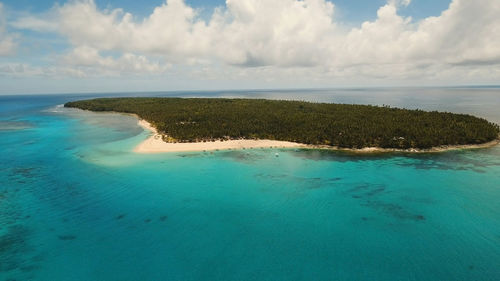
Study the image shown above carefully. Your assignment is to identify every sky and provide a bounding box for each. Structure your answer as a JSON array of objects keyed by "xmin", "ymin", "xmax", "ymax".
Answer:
[{"xmin": 0, "ymin": 0, "xmax": 499, "ymax": 94}]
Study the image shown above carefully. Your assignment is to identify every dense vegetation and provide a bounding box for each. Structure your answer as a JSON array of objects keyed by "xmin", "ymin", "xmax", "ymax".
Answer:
[{"xmin": 65, "ymin": 98, "xmax": 499, "ymax": 149}]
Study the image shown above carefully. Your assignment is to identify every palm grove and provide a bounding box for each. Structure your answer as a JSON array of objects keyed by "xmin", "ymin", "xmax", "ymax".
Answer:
[{"xmin": 65, "ymin": 98, "xmax": 499, "ymax": 149}]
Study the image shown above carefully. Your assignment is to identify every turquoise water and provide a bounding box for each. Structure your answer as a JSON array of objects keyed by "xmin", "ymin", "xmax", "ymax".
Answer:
[{"xmin": 1, "ymin": 89, "xmax": 500, "ymax": 281}]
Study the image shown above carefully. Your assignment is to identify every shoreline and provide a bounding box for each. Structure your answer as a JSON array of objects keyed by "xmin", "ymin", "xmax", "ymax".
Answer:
[
  {"xmin": 134, "ymin": 118, "xmax": 500, "ymax": 154},
  {"xmin": 134, "ymin": 119, "xmax": 305, "ymax": 153}
]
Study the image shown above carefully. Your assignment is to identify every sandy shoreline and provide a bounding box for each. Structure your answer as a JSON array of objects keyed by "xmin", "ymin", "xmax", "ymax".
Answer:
[
  {"xmin": 134, "ymin": 119, "xmax": 305, "ymax": 153},
  {"xmin": 134, "ymin": 118, "xmax": 500, "ymax": 154},
  {"xmin": 310, "ymin": 139, "xmax": 500, "ymax": 154}
]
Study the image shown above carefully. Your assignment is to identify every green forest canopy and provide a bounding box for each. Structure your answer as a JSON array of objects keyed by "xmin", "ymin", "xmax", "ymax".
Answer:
[{"xmin": 65, "ymin": 98, "xmax": 500, "ymax": 149}]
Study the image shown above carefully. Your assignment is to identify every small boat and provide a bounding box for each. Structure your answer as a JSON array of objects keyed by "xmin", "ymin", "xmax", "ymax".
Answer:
[{"xmin": 275, "ymin": 153, "xmax": 279, "ymax": 157}]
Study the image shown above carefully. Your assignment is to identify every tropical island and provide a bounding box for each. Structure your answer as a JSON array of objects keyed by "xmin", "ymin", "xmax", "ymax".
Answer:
[{"xmin": 64, "ymin": 97, "xmax": 500, "ymax": 153}]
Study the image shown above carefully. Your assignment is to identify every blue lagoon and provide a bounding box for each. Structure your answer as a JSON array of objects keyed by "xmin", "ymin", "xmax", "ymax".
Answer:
[{"xmin": 1, "ymin": 88, "xmax": 500, "ymax": 280}]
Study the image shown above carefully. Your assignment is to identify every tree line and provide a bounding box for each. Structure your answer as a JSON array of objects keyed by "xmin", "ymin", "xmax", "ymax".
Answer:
[{"xmin": 65, "ymin": 98, "xmax": 500, "ymax": 149}]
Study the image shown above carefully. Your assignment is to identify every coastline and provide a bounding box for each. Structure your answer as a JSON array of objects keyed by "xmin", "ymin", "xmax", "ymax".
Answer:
[
  {"xmin": 135, "ymin": 118, "xmax": 500, "ymax": 154},
  {"xmin": 308, "ymin": 139, "xmax": 500, "ymax": 154},
  {"xmin": 134, "ymin": 119, "xmax": 305, "ymax": 153}
]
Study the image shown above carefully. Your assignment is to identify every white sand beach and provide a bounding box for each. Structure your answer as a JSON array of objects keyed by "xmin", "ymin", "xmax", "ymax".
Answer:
[
  {"xmin": 134, "ymin": 118, "xmax": 499, "ymax": 154},
  {"xmin": 134, "ymin": 119, "xmax": 305, "ymax": 153}
]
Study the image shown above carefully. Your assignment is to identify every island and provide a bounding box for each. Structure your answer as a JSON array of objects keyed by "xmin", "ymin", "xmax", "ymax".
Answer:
[{"xmin": 64, "ymin": 97, "xmax": 500, "ymax": 153}]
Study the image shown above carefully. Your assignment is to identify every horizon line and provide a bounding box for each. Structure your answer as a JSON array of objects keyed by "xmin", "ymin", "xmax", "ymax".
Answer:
[{"xmin": 2, "ymin": 85, "xmax": 500, "ymax": 97}]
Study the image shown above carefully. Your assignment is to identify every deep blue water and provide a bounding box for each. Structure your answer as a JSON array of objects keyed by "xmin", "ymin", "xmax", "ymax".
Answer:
[{"xmin": 1, "ymin": 88, "xmax": 500, "ymax": 281}]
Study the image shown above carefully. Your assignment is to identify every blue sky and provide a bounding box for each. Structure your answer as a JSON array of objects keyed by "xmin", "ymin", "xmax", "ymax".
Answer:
[
  {"xmin": 2, "ymin": 0, "xmax": 451, "ymax": 22},
  {"xmin": 0, "ymin": 0, "xmax": 499, "ymax": 94}
]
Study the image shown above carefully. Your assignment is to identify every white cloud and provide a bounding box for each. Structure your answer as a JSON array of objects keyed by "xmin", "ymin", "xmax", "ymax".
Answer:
[
  {"xmin": 56, "ymin": 0, "xmax": 210, "ymax": 61},
  {"xmin": 416, "ymin": 0, "xmax": 500, "ymax": 65},
  {"xmin": 0, "ymin": 62, "xmax": 88, "ymax": 78},
  {"xmin": 389, "ymin": 0, "xmax": 412, "ymax": 8},
  {"xmin": 63, "ymin": 46, "xmax": 169, "ymax": 76},
  {"xmin": 0, "ymin": 46, "xmax": 169, "ymax": 79},
  {"xmin": 0, "ymin": 3, "xmax": 17, "ymax": 56},
  {"xmin": 6, "ymin": 0, "xmax": 500, "ymax": 84},
  {"xmin": 10, "ymin": 14, "xmax": 59, "ymax": 32},
  {"xmin": 209, "ymin": 0, "xmax": 338, "ymax": 66}
]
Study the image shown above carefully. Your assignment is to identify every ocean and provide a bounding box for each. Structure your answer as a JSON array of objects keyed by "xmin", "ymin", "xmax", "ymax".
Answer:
[{"xmin": 1, "ymin": 88, "xmax": 499, "ymax": 281}]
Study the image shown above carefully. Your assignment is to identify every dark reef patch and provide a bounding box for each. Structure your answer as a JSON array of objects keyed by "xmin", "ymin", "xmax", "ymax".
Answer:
[
  {"xmin": 19, "ymin": 264, "xmax": 39, "ymax": 272},
  {"xmin": 362, "ymin": 201, "xmax": 426, "ymax": 221},
  {"xmin": 395, "ymin": 151, "xmax": 500, "ymax": 173},
  {"xmin": 254, "ymin": 173, "xmax": 341, "ymax": 190},
  {"xmin": 115, "ymin": 214, "xmax": 126, "ymax": 220},
  {"xmin": 219, "ymin": 151, "xmax": 267, "ymax": 163},
  {"xmin": 177, "ymin": 153, "xmax": 204, "ymax": 158},
  {"xmin": 6, "ymin": 167, "xmax": 40, "ymax": 187},
  {"xmin": 346, "ymin": 183, "xmax": 386, "ymax": 199},
  {"xmin": 0, "ymin": 224, "xmax": 37, "ymax": 274},
  {"xmin": 58, "ymin": 235, "xmax": 77, "ymax": 241},
  {"xmin": 343, "ymin": 182, "xmax": 425, "ymax": 222},
  {"xmin": 289, "ymin": 149, "xmax": 391, "ymax": 162}
]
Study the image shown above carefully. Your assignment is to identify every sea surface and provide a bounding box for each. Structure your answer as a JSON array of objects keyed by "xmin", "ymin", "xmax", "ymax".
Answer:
[{"xmin": 1, "ymin": 88, "xmax": 500, "ymax": 281}]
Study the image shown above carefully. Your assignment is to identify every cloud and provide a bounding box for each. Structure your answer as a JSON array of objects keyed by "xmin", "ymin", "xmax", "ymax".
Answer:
[
  {"xmin": 56, "ymin": 0, "xmax": 210, "ymax": 61},
  {"xmin": 0, "ymin": 46, "xmax": 169, "ymax": 79},
  {"xmin": 0, "ymin": 3, "xmax": 17, "ymax": 56},
  {"xmin": 0, "ymin": 62, "xmax": 88, "ymax": 78},
  {"xmin": 10, "ymin": 14, "xmax": 59, "ymax": 32},
  {"xmin": 6, "ymin": 0, "xmax": 500, "ymax": 83},
  {"xmin": 209, "ymin": 0, "xmax": 338, "ymax": 67},
  {"xmin": 388, "ymin": 0, "xmax": 411, "ymax": 8},
  {"xmin": 416, "ymin": 0, "xmax": 500, "ymax": 65},
  {"xmin": 62, "ymin": 46, "xmax": 170, "ymax": 76},
  {"xmin": 52, "ymin": 0, "xmax": 340, "ymax": 67}
]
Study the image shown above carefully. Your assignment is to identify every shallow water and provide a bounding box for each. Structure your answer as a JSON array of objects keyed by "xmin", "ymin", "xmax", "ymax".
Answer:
[{"xmin": 1, "ymin": 88, "xmax": 499, "ymax": 280}]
